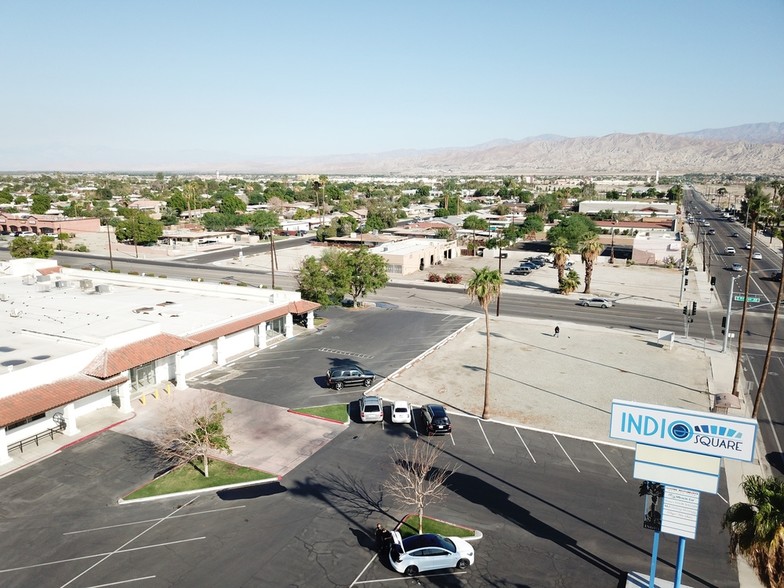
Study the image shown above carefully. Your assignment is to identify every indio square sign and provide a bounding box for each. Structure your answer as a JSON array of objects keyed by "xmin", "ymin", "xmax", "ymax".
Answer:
[{"xmin": 610, "ymin": 400, "xmax": 757, "ymax": 462}]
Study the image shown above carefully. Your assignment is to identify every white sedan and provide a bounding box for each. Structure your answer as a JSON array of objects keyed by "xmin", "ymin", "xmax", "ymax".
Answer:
[
  {"xmin": 389, "ymin": 531, "xmax": 474, "ymax": 576},
  {"xmin": 579, "ymin": 297, "xmax": 614, "ymax": 308},
  {"xmin": 752, "ymin": 251, "xmax": 763, "ymax": 260},
  {"xmin": 390, "ymin": 400, "xmax": 412, "ymax": 424}
]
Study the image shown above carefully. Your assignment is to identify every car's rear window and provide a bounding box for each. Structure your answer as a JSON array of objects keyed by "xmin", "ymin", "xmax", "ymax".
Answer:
[{"xmin": 364, "ymin": 405, "xmax": 380, "ymax": 412}]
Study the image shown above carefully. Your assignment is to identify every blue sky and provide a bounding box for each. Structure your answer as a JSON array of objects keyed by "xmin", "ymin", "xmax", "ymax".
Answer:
[{"xmin": 1, "ymin": 0, "xmax": 782, "ymax": 168}]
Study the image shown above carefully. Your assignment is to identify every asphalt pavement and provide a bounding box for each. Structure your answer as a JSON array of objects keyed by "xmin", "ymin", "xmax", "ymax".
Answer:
[{"xmin": 0, "ymin": 234, "xmax": 771, "ymax": 587}]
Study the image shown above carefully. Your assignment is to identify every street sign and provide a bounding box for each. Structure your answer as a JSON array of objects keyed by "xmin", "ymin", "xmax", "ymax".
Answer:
[{"xmin": 734, "ymin": 295, "xmax": 761, "ymax": 302}]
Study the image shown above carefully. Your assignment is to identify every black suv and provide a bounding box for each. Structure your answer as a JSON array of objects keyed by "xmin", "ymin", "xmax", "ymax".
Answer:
[
  {"xmin": 422, "ymin": 404, "xmax": 452, "ymax": 435},
  {"xmin": 326, "ymin": 365, "xmax": 375, "ymax": 390}
]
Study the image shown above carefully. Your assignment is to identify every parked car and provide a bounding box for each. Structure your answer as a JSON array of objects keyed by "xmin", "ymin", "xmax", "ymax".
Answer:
[
  {"xmin": 326, "ymin": 365, "xmax": 375, "ymax": 390},
  {"xmin": 578, "ymin": 297, "xmax": 614, "ymax": 308},
  {"xmin": 525, "ymin": 257, "xmax": 547, "ymax": 268},
  {"xmin": 724, "ymin": 247, "xmax": 736, "ymax": 255},
  {"xmin": 390, "ymin": 400, "xmax": 412, "ymax": 424},
  {"xmin": 422, "ymin": 404, "xmax": 452, "ymax": 435},
  {"xmin": 731, "ymin": 263, "xmax": 744, "ymax": 272},
  {"xmin": 752, "ymin": 251, "xmax": 762, "ymax": 260},
  {"xmin": 516, "ymin": 262, "xmax": 538, "ymax": 272},
  {"xmin": 389, "ymin": 531, "xmax": 474, "ymax": 576},
  {"xmin": 359, "ymin": 395, "xmax": 383, "ymax": 422},
  {"xmin": 508, "ymin": 266, "xmax": 531, "ymax": 276}
]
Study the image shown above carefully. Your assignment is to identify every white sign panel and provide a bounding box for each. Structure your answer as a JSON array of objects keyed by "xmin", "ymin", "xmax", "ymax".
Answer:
[
  {"xmin": 610, "ymin": 400, "xmax": 757, "ymax": 462},
  {"xmin": 634, "ymin": 444, "xmax": 720, "ymax": 494},
  {"xmin": 661, "ymin": 486, "xmax": 700, "ymax": 539}
]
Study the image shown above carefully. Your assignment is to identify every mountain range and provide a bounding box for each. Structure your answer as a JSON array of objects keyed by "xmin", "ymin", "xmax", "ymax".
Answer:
[
  {"xmin": 1, "ymin": 123, "xmax": 783, "ymax": 175},
  {"xmin": 245, "ymin": 122, "xmax": 784, "ymax": 176}
]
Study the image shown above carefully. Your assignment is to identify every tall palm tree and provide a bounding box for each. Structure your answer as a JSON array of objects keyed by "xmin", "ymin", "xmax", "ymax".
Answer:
[
  {"xmin": 466, "ymin": 267, "xmax": 502, "ymax": 420},
  {"xmin": 550, "ymin": 237, "xmax": 571, "ymax": 291},
  {"xmin": 463, "ymin": 215, "xmax": 489, "ymax": 256},
  {"xmin": 722, "ymin": 475, "xmax": 784, "ymax": 587},
  {"xmin": 732, "ymin": 183, "xmax": 771, "ymax": 397},
  {"xmin": 753, "ymin": 226, "xmax": 784, "ymax": 417},
  {"xmin": 579, "ymin": 237, "xmax": 603, "ymax": 294}
]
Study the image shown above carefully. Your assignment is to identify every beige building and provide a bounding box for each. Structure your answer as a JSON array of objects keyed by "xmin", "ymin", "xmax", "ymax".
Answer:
[{"xmin": 371, "ymin": 238, "xmax": 459, "ymax": 274}]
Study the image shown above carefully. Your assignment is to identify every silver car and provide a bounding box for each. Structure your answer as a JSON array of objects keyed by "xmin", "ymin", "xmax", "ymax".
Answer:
[{"xmin": 579, "ymin": 297, "xmax": 614, "ymax": 308}]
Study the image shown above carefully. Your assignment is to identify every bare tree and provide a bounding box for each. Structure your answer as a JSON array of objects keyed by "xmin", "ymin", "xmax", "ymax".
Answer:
[
  {"xmin": 386, "ymin": 439, "xmax": 456, "ymax": 534},
  {"xmin": 155, "ymin": 392, "xmax": 232, "ymax": 478}
]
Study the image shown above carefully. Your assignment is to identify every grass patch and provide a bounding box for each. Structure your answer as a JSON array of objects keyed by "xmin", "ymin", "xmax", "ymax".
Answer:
[
  {"xmin": 294, "ymin": 404, "xmax": 348, "ymax": 422},
  {"xmin": 398, "ymin": 516, "xmax": 475, "ymax": 539},
  {"xmin": 125, "ymin": 459, "xmax": 275, "ymax": 500}
]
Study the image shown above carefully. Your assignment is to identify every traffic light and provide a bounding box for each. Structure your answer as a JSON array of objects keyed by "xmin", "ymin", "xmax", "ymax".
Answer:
[
  {"xmin": 710, "ymin": 276, "xmax": 717, "ymax": 286},
  {"xmin": 685, "ymin": 267, "xmax": 690, "ymax": 276},
  {"xmin": 683, "ymin": 306, "xmax": 688, "ymax": 315},
  {"xmin": 721, "ymin": 316, "xmax": 727, "ymax": 334},
  {"xmin": 684, "ymin": 279, "xmax": 689, "ymax": 286},
  {"xmin": 692, "ymin": 302, "xmax": 697, "ymax": 316}
]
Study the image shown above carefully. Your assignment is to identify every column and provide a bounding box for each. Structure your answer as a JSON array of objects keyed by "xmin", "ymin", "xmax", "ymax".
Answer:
[
  {"xmin": 63, "ymin": 403, "xmax": 80, "ymax": 437},
  {"xmin": 0, "ymin": 427, "xmax": 11, "ymax": 465},
  {"xmin": 117, "ymin": 380, "xmax": 132, "ymax": 413},
  {"xmin": 306, "ymin": 311, "xmax": 314, "ymax": 330},
  {"xmin": 175, "ymin": 350, "xmax": 187, "ymax": 390},
  {"xmin": 257, "ymin": 322, "xmax": 267, "ymax": 349},
  {"xmin": 216, "ymin": 336, "xmax": 227, "ymax": 366},
  {"xmin": 285, "ymin": 314, "xmax": 294, "ymax": 339}
]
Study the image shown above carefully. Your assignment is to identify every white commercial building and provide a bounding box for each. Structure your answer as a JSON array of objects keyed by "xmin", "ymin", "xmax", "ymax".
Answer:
[{"xmin": 0, "ymin": 259, "xmax": 319, "ymax": 465}]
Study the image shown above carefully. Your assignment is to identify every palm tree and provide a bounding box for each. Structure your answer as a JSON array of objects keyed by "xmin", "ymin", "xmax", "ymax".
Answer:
[
  {"xmin": 463, "ymin": 215, "xmax": 489, "ymax": 256},
  {"xmin": 559, "ymin": 269, "xmax": 581, "ymax": 294},
  {"xmin": 753, "ymin": 225, "xmax": 784, "ymax": 417},
  {"xmin": 466, "ymin": 267, "xmax": 502, "ymax": 420},
  {"xmin": 550, "ymin": 237, "xmax": 571, "ymax": 291},
  {"xmin": 722, "ymin": 475, "xmax": 784, "ymax": 587},
  {"xmin": 579, "ymin": 237, "xmax": 603, "ymax": 294},
  {"xmin": 732, "ymin": 183, "xmax": 771, "ymax": 397}
]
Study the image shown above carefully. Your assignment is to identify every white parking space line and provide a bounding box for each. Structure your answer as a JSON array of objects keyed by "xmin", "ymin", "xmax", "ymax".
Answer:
[
  {"xmin": 0, "ymin": 538, "xmax": 205, "ymax": 575},
  {"xmin": 553, "ymin": 435, "xmax": 580, "ymax": 472},
  {"xmin": 515, "ymin": 428, "xmax": 536, "ymax": 463},
  {"xmin": 349, "ymin": 553, "xmax": 379, "ymax": 586},
  {"xmin": 63, "ymin": 506, "xmax": 246, "ymax": 535},
  {"xmin": 593, "ymin": 443, "xmax": 627, "ymax": 483},
  {"xmin": 477, "ymin": 420, "xmax": 495, "ymax": 454},
  {"xmin": 60, "ymin": 497, "xmax": 199, "ymax": 588},
  {"xmin": 352, "ymin": 571, "xmax": 468, "ymax": 585},
  {"xmin": 83, "ymin": 576, "xmax": 156, "ymax": 587}
]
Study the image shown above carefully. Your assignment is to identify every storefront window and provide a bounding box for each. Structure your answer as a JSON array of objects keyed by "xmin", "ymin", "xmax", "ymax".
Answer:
[{"xmin": 130, "ymin": 360, "xmax": 156, "ymax": 391}]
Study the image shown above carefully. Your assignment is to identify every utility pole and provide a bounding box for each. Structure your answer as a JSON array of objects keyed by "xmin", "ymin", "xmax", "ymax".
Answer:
[
  {"xmin": 106, "ymin": 222, "xmax": 114, "ymax": 271},
  {"xmin": 721, "ymin": 275, "xmax": 738, "ymax": 353}
]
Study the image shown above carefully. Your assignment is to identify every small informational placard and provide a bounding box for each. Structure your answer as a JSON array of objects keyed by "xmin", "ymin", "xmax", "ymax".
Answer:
[{"xmin": 661, "ymin": 486, "xmax": 700, "ymax": 540}]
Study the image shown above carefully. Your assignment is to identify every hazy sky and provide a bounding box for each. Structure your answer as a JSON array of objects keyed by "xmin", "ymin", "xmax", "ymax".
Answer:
[{"xmin": 1, "ymin": 0, "xmax": 782, "ymax": 167}]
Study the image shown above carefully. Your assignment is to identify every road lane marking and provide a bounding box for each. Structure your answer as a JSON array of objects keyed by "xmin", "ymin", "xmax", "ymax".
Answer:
[
  {"xmin": 83, "ymin": 576, "xmax": 157, "ymax": 587},
  {"xmin": 553, "ymin": 435, "xmax": 580, "ymax": 472},
  {"xmin": 593, "ymin": 443, "xmax": 627, "ymax": 483},
  {"xmin": 60, "ymin": 497, "xmax": 200, "ymax": 588},
  {"xmin": 515, "ymin": 428, "xmax": 536, "ymax": 463},
  {"xmin": 64, "ymin": 506, "xmax": 246, "ymax": 535},
  {"xmin": 477, "ymin": 420, "xmax": 494, "ymax": 454},
  {"xmin": 0, "ymin": 538, "xmax": 205, "ymax": 574}
]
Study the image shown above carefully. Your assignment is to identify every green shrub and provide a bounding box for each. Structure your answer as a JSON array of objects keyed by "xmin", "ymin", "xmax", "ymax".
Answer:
[
  {"xmin": 57, "ymin": 232, "xmax": 71, "ymax": 241},
  {"xmin": 128, "ymin": 271, "xmax": 140, "ymax": 276},
  {"xmin": 74, "ymin": 244, "xmax": 88, "ymax": 252},
  {"xmin": 158, "ymin": 275, "xmax": 167, "ymax": 279}
]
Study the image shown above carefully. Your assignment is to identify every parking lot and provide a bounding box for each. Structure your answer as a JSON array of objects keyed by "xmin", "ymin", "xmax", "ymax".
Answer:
[{"xmin": 0, "ymin": 306, "xmax": 741, "ymax": 587}]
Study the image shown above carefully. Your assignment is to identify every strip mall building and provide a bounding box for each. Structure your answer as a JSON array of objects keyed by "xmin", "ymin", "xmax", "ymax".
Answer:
[{"xmin": 0, "ymin": 258, "xmax": 319, "ymax": 464}]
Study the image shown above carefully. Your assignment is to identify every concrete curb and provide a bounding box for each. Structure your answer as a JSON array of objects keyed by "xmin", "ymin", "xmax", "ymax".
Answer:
[{"xmin": 118, "ymin": 474, "xmax": 282, "ymax": 505}]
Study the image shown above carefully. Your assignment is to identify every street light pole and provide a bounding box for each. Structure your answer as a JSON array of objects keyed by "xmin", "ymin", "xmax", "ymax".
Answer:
[
  {"xmin": 721, "ymin": 275, "xmax": 738, "ymax": 353},
  {"xmin": 106, "ymin": 223, "xmax": 114, "ymax": 271},
  {"xmin": 610, "ymin": 219, "xmax": 617, "ymax": 264}
]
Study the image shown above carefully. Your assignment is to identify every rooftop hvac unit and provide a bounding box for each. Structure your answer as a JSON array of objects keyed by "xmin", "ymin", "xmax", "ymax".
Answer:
[
  {"xmin": 0, "ymin": 293, "xmax": 8, "ymax": 302},
  {"xmin": 95, "ymin": 284, "xmax": 112, "ymax": 293},
  {"xmin": 36, "ymin": 274, "xmax": 51, "ymax": 282},
  {"xmin": 55, "ymin": 281, "xmax": 68, "ymax": 288},
  {"xmin": 22, "ymin": 275, "xmax": 36, "ymax": 285},
  {"xmin": 38, "ymin": 284, "xmax": 51, "ymax": 292},
  {"xmin": 80, "ymin": 279, "xmax": 93, "ymax": 290},
  {"xmin": 10, "ymin": 308, "xmax": 22, "ymax": 318}
]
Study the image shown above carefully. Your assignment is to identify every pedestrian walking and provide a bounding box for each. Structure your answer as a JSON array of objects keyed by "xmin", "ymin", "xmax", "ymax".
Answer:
[{"xmin": 554, "ymin": 325, "xmax": 560, "ymax": 338}]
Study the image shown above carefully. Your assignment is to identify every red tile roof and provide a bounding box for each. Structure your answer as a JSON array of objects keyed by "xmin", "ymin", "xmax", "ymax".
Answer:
[
  {"xmin": 288, "ymin": 300, "xmax": 320, "ymax": 314},
  {"xmin": 83, "ymin": 333, "xmax": 198, "ymax": 378},
  {"xmin": 0, "ymin": 374, "xmax": 128, "ymax": 428},
  {"xmin": 188, "ymin": 301, "xmax": 319, "ymax": 344},
  {"xmin": 38, "ymin": 266, "xmax": 62, "ymax": 276}
]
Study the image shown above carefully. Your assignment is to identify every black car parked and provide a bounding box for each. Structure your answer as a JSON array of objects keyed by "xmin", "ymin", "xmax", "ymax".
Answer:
[
  {"xmin": 422, "ymin": 404, "xmax": 452, "ymax": 435},
  {"xmin": 326, "ymin": 365, "xmax": 375, "ymax": 390}
]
